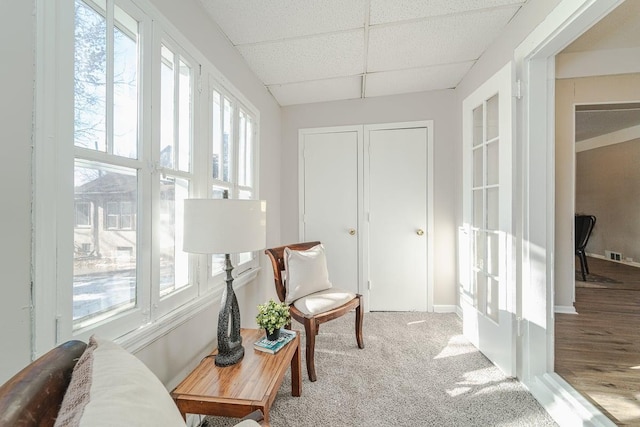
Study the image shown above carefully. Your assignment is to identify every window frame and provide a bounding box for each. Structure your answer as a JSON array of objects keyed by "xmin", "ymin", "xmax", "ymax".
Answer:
[{"xmin": 33, "ymin": 0, "xmax": 261, "ymax": 356}]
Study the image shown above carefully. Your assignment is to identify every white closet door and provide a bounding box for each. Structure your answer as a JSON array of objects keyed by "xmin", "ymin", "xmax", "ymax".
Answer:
[
  {"xmin": 300, "ymin": 130, "xmax": 360, "ymax": 294},
  {"xmin": 367, "ymin": 127, "xmax": 428, "ymax": 311}
]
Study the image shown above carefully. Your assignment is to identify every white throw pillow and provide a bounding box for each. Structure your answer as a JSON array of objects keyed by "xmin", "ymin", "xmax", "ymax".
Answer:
[
  {"xmin": 55, "ymin": 336, "xmax": 186, "ymax": 427},
  {"xmin": 284, "ymin": 244, "xmax": 333, "ymax": 304}
]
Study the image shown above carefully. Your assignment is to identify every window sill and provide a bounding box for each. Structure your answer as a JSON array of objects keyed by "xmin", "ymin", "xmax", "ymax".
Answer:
[{"xmin": 117, "ymin": 267, "xmax": 261, "ymax": 354}]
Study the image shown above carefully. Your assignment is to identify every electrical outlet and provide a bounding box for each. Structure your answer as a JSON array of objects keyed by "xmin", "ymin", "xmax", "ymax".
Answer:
[{"xmin": 605, "ymin": 250, "xmax": 622, "ymax": 261}]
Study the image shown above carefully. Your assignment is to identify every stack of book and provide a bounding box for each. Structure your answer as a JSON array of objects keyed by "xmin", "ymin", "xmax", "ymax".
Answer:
[{"xmin": 253, "ymin": 329, "xmax": 297, "ymax": 354}]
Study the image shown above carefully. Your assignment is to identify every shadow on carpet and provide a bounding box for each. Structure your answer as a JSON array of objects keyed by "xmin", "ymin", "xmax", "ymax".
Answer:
[{"xmin": 200, "ymin": 313, "xmax": 556, "ymax": 427}]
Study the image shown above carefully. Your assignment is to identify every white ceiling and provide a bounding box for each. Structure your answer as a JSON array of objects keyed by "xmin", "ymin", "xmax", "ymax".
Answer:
[{"xmin": 198, "ymin": 0, "xmax": 526, "ymax": 106}]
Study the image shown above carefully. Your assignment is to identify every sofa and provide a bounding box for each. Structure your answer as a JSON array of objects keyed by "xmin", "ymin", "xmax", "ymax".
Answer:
[{"xmin": 0, "ymin": 337, "xmax": 263, "ymax": 426}]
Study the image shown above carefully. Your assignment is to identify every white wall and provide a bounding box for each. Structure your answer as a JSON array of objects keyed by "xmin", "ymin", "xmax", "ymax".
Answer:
[
  {"xmin": 0, "ymin": 0, "xmax": 282, "ymax": 386},
  {"xmin": 0, "ymin": 0, "xmax": 35, "ymax": 384},
  {"xmin": 280, "ymin": 90, "xmax": 459, "ymax": 307}
]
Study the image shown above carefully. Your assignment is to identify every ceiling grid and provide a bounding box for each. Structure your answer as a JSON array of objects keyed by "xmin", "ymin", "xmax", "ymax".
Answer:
[{"xmin": 199, "ymin": 0, "xmax": 527, "ymax": 105}]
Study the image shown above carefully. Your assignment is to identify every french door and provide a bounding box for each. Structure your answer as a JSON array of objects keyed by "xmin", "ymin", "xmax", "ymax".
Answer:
[{"xmin": 461, "ymin": 63, "xmax": 515, "ymax": 376}]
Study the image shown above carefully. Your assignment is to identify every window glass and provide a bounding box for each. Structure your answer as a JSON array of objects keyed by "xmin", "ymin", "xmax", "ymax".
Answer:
[
  {"xmin": 112, "ymin": 9, "xmax": 138, "ymax": 158},
  {"xmin": 223, "ymin": 98, "xmax": 232, "ymax": 182},
  {"xmin": 472, "ymin": 105, "xmax": 483, "ymax": 147},
  {"xmin": 160, "ymin": 177, "xmax": 190, "ymax": 296},
  {"xmin": 74, "ymin": 0, "xmax": 138, "ymax": 159},
  {"xmin": 486, "ymin": 94, "xmax": 499, "ymax": 141},
  {"xmin": 160, "ymin": 45, "xmax": 175, "ymax": 169},
  {"xmin": 212, "ymin": 91, "xmax": 232, "ymax": 182},
  {"xmin": 73, "ymin": 161, "xmax": 137, "ymax": 328},
  {"xmin": 74, "ymin": 0, "xmax": 107, "ymax": 152},
  {"xmin": 178, "ymin": 60, "xmax": 191, "ymax": 172}
]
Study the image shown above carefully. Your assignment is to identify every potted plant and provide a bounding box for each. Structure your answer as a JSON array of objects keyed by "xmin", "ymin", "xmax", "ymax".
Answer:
[{"xmin": 256, "ymin": 299, "xmax": 290, "ymax": 341}]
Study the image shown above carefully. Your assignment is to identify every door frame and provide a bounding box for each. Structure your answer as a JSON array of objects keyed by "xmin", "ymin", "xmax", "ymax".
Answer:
[
  {"xmin": 298, "ymin": 121, "xmax": 434, "ymax": 312},
  {"xmin": 363, "ymin": 121, "xmax": 435, "ymax": 312},
  {"xmin": 515, "ymin": 0, "xmax": 623, "ymax": 425}
]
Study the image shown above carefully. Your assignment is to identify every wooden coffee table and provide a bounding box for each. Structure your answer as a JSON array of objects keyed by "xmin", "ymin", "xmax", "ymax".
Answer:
[{"xmin": 171, "ymin": 328, "xmax": 301, "ymax": 424}]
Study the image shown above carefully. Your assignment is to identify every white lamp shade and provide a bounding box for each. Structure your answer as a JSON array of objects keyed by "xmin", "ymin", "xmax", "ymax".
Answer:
[{"xmin": 183, "ymin": 199, "xmax": 266, "ymax": 254}]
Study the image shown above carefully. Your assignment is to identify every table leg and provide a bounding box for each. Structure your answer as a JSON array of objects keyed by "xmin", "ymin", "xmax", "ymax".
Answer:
[{"xmin": 291, "ymin": 337, "xmax": 302, "ymax": 396}]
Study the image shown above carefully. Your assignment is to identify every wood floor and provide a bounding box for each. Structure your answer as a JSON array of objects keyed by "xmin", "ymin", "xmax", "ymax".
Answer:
[{"xmin": 555, "ymin": 256, "xmax": 640, "ymax": 426}]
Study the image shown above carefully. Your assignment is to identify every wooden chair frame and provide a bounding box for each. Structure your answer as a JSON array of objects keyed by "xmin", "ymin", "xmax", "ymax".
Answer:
[{"xmin": 265, "ymin": 241, "xmax": 364, "ymax": 382}]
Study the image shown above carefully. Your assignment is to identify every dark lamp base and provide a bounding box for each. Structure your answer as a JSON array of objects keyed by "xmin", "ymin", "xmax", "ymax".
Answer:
[{"xmin": 215, "ymin": 344, "xmax": 245, "ymax": 367}]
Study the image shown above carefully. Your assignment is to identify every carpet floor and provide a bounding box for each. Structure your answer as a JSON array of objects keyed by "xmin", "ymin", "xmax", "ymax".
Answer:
[{"xmin": 202, "ymin": 312, "xmax": 557, "ymax": 427}]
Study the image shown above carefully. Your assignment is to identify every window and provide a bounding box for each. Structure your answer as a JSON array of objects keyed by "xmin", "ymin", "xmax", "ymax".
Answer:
[
  {"xmin": 105, "ymin": 200, "xmax": 135, "ymax": 230},
  {"xmin": 73, "ymin": 0, "xmax": 142, "ymax": 331},
  {"xmin": 75, "ymin": 201, "xmax": 91, "ymax": 227},
  {"xmin": 35, "ymin": 0, "xmax": 260, "ymax": 347},
  {"xmin": 211, "ymin": 89, "xmax": 258, "ymax": 276}
]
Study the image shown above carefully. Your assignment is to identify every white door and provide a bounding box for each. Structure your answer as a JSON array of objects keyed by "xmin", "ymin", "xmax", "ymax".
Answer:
[
  {"xmin": 367, "ymin": 127, "xmax": 428, "ymax": 311},
  {"xmin": 461, "ymin": 63, "xmax": 514, "ymax": 376},
  {"xmin": 300, "ymin": 129, "xmax": 360, "ymax": 294}
]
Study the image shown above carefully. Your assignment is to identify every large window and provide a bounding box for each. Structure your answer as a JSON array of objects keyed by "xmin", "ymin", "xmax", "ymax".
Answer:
[
  {"xmin": 36, "ymin": 0, "xmax": 259, "ymax": 347},
  {"xmin": 73, "ymin": 0, "xmax": 142, "ymax": 330}
]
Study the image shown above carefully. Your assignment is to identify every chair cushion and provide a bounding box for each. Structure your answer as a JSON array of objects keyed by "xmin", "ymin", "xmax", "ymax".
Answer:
[
  {"xmin": 293, "ymin": 287, "xmax": 356, "ymax": 316},
  {"xmin": 284, "ymin": 244, "xmax": 333, "ymax": 304},
  {"xmin": 234, "ymin": 421, "xmax": 261, "ymax": 427},
  {"xmin": 55, "ymin": 336, "xmax": 186, "ymax": 427}
]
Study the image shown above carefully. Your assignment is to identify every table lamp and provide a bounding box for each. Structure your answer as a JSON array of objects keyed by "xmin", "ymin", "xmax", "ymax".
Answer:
[{"xmin": 183, "ymin": 193, "xmax": 266, "ymax": 366}]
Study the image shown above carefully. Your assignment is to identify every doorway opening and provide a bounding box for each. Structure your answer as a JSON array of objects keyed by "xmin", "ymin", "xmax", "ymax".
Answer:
[{"xmin": 551, "ymin": 1, "xmax": 640, "ymax": 423}]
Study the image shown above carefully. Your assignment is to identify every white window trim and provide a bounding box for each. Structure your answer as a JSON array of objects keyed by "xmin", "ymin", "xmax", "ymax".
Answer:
[{"xmin": 33, "ymin": 0, "xmax": 260, "ymax": 358}]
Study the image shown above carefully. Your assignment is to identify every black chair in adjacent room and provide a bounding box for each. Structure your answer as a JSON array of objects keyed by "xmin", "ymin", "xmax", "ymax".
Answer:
[{"xmin": 575, "ymin": 214, "xmax": 596, "ymax": 281}]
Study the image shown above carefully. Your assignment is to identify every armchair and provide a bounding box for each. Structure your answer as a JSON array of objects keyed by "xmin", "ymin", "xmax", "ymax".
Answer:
[{"xmin": 265, "ymin": 241, "xmax": 364, "ymax": 382}]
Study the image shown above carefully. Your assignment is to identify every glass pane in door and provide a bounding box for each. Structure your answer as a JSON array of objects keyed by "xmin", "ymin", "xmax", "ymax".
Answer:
[{"xmin": 486, "ymin": 94, "xmax": 499, "ymax": 140}]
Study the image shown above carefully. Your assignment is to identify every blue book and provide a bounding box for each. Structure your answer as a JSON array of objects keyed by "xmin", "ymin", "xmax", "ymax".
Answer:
[{"xmin": 253, "ymin": 329, "xmax": 296, "ymax": 354}]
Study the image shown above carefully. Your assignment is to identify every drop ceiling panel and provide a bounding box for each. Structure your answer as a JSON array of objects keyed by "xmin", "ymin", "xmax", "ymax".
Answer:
[
  {"xmin": 237, "ymin": 30, "xmax": 364, "ymax": 85},
  {"xmin": 367, "ymin": 6, "xmax": 520, "ymax": 72},
  {"xmin": 369, "ymin": 0, "xmax": 524, "ymax": 25},
  {"xmin": 269, "ymin": 76, "xmax": 362, "ymax": 106},
  {"xmin": 365, "ymin": 62, "xmax": 475, "ymax": 98},
  {"xmin": 200, "ymin": 0, "xmax": 366, "ymax": 45}
]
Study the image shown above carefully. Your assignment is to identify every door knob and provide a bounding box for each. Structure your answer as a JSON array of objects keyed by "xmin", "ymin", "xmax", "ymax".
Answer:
[
  {"xmin": 416, "ymin": 229, "xmax": 424, "ymax": 236},
  {"xmin": 349, "ymin": 229, "xmax": 356, "ymax": 236}
]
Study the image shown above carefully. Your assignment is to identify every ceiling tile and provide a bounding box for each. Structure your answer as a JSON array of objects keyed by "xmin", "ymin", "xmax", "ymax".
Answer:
[
  {"xmin": 237, "ymin": 30, "xmax": 364, "ymax": 85},
  {"xmin": 200, "ymin": 0, "xmax": 366, "ymax": 45},
  {"xmin": 269, "ymin": 76, "xmax": 362, "ymax": 106},
  {"xmin": 369, "ymin": 0, "xmax": 524, "ymax": 25},
  {"xmin": 365, "ymin": 62, "xmax": 475, "ymax": 98},
  {"xmin": 367, "ymin": 7, "xmax": 520, "ymax": 72}
]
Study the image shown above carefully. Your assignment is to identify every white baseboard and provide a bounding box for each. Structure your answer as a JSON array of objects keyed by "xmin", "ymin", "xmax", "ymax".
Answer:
[
  {"xmin": 527, "ymin": 373, "xmax": 616, "ymax": 427},
  {"xmin": 433, "ymin": 305, "xmax": 457, "ymax": 313},
  {"xmin": 588, "ymin": 252, "xmax": 640, "ymax": 268},
  {"xmin": 554, "ymin": 305, "xmax": 577, "ymax": 314}
]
